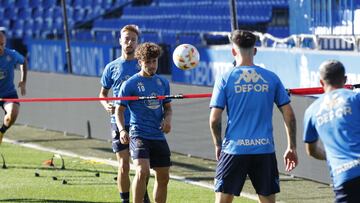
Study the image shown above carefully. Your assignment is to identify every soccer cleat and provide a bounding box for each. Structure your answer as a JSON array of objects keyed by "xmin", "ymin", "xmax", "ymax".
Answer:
[{"xmin": 0, "ymin": 131, "xmax": 3, "ymax": 145}]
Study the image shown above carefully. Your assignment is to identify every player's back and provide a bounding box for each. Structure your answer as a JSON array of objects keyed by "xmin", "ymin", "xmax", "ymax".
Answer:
[{"xmin": 212, "ymin": 65, "xmax": 290, "ymax": 154}]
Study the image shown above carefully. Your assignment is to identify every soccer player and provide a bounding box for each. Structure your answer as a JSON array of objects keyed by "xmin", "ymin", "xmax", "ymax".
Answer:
[
  {"xmin": 0, "ymin": 31, "xmax": 27, "ymax": 144},
  {"xmin": 209, "ymin": 30, "xmax": 298, "ymax": 203},
  {"xmin": 115, "ymin": 42, "xmax": 172, "ymax": 203},
  {"xmin": 303, "ymin": 60, "xmax": 360, "ymax": 203},
  {"xmin": 99, "ymin": 24, "xmax": 149, "ymax": 203}
]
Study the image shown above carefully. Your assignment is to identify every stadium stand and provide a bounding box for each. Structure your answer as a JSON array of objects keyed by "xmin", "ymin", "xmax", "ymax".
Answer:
[{"xmin": 0, "ymin": 0, "xmax": 289, "ymax": 45}]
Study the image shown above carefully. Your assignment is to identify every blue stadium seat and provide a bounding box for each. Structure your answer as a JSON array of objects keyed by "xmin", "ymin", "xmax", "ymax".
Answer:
[
  {"xmin": 42, "ymin": 0, "xmax": 56, "ymax": 8},
  {"xmin": 0, "ymin": 8, "xmax": 4, "ymax": 19},
  {"xmin": 15, "ymin": 0, "xmax": 29, "ymax": 8},
  {"xmin": 43, "ymin": 8, "xmax": 54, "ymax": 19},
  {"xmin": 0, "ymin": 20, "xmax": 11, "ymax": 30},
  {"xmin": 5, "ymin": 7, "xmax": 18, "ymax": 20},
  {"xmin": 74, "ymin": 30, "xmax": 93, "ymax": 41},
  {"xmin": 95, "ymin": 31, "xmax": 114, "ymax": 43},
  {"xmin": 12, "ymin": 19, "xmax": 24, "ymax": 38},
  {"xmin": 23, "ymin": 19, "xmax": 34, "ymax": 38},
  {"xmin": 17, "ymin": 7, "xmax": 32, "ymax": 19},
  {"xmin": 32, "ymin": 7, "xmax": 43, "ymax": 18},
  {"xmin": 29, "ymin": 0, "xmax": 41, "ymax": 8},
  {"xmin": 141, "ymin": 32, "xmax": 160, "ymax": 43},
  {"xmin": 73, "ymin": 8, "xmax": 86, "ymax": 22},
  {"xmin": 1, "ymin": 0, "xmax": 16, "ymax": 8}
]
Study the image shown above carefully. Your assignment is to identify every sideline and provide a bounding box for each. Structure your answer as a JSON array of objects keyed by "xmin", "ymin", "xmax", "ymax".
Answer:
[{"xmin": 3, "ymin": 138, "xmax": 259, "ymax": 201}]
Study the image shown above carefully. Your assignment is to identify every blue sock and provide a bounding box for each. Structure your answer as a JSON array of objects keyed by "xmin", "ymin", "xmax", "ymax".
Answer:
[
  {"xmin": 143, "ymin": 190, "xmax": 150, "ymax": 203},
  {"xmin": 0, "ymin": 124, "xmax": 9, "ymax": 133},
  {"xmin": 120, "ymin": 192, "xmax": 129, "ymax": 203}
]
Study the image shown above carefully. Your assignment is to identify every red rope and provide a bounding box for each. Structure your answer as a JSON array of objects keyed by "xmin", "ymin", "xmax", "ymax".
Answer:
[
  {"xmin": 288, "ymin": 84, "xmax": 354, "ymax": 95},
  {"xmin": 0, "ymin": 85, "xmax": 357, "ymax": 102}
]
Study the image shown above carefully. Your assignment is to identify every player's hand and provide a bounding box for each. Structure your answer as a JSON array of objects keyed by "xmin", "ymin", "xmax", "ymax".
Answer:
[
  {"xmin": 284, "ymin": 148, "xmax": 298, "ymax": 172},
  {"xmin": 106, "ymin": 103, "xmax": 115, "ymax": 114},
  {"xmin": 160, "ymin": 118, "xmax": 171, "ymax": 134},
  {"xmin": 18, "ymin": 81, "xmax": 26, "ymax": 96},
  {"xmin": 215, "ymin": 145, "xmax": 222, "ymax": 161},
  {"xmin": 119, "ymin": 130, "xmax": 129, "ymax": 144}
]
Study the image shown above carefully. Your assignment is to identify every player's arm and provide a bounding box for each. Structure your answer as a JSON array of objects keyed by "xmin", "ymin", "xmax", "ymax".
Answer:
[
  {"xmin": 305, "ymin": 141, "xmax": 326, "ymax": 160},
  {"xmin": 209, "ymin": 107, "xmax": 223, "ymax": 161},
  {"xmin": 115, "ymin": 104, "xmax": 129, "ymax": 144},
  {"xmin": 279, "ymin": 103, "xmax": 298, "ymax": 171},
  {"xmin": 18, "ymin": 58, "xmax": 28, "ymax": 96},
  {"xmin": 161, "ymin": 102, "xmax": 172, "ymax": 134},
  {"xmin": 99, "ymin": 87, "xmax": 114, "ymax": 114}
]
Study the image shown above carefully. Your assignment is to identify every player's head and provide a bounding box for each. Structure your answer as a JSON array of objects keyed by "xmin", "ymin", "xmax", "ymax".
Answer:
[
  {"xmin": 0, "ymin": 31, "xmax": 6, "ymax": 55},
  {"xmin": 135, "ymin": 42, "xmax": 162, "ymax": 77},
  {"xmin": 119, "ymin": 24, "xmax": 140, "ymax": 57},
  {"xmin": 230, "ymin": 29, "xmax": 257, "ymax": 58},
  {"xmin": 319, "ymin": 60, "xmax": 346, "ymax": 88}
]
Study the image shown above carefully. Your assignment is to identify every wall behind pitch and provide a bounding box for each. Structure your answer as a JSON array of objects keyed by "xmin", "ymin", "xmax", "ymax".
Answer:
[{"xmin": 172, "ymin": 46, "xmax": 360, "ymax": 89}]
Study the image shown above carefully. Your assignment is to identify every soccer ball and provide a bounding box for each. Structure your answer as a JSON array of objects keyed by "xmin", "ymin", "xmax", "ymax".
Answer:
[{"xmin": 172, "ymin": 44, "xmax": 200, "ymax": 70}]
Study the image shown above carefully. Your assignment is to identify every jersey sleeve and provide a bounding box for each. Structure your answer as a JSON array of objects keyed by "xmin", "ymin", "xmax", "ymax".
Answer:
[
  {"xmin": 116, "ymin": 80, "xmax": 130, "ymax": 107},
  {"xmin": 303, "ymin": 107, "xmax": 319, "ymax": 143},
  {"xmin": 209, "ymin": 75, "xmax": 226, "ymax": 109},
  {"xmin": 100, "ymin": 64, "xmax": 113, "ymax": 89},
  {"xmin": 12, "ymin": 50, "xmax": 25, "ymax": 64},
  {"xmin": 274, "ymin": 75, "xmax": 290, "ymax": 107}
]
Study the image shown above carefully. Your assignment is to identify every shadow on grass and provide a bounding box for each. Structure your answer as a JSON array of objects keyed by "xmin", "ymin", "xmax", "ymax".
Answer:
[
  {"xmin": 92, "ymin": 147, "xmax": 113, "ymax": 153},
  {"xmin": 0, "ymin": 199, "xmax": 118, "ymax": 203},
  {"xmin": 171, "ymin": 160, "xmax": 213, "ymax": 172},
  {"xmin": 15, "ymin": 138, "xmax": 85, "ymax": 143},
  {"xmin": 3, "ymin": 165, "xmax": 117, "ymax": 176}
]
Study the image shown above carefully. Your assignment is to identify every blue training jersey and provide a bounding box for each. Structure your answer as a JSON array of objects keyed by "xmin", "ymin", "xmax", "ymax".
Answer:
[
  {"xmin": 0, "ymin": 48, "xmax": 25, "ymax": 97},
  {"xmin": 210, "ymin": 65, "xmax": 290, "ymax": 155},
  {"xmin": 117, "ymin": 73, "xmax": 171, "ymax": 140},
  {"xmin": 100, "ymin": 57, "xmax": 139, "ymax": 125},
  {"xmin": 303, "ymin": 89, "xmax": 360, "ymax": 188}
]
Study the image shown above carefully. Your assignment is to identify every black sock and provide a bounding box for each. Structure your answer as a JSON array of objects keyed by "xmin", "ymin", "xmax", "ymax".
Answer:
[
  {"xmin": 0, "ymin": 124, "xmax": 9, "ymax": 133},
  {"xmin": 120, "ymin": 192, "xmax": 129, "ymax": 203},
  {"xmin": 143, "ymin": 190, "xmax": 150, "ymax": 203}
]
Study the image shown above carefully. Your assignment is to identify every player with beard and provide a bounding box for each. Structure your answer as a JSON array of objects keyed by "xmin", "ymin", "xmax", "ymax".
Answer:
[
  {"xmin": 99, "ymin": 25, "xmax": 149, "ymax": 203},
  {"xmin": 115, "ymin": 42, "xmax": 173, "ymax": 203}
]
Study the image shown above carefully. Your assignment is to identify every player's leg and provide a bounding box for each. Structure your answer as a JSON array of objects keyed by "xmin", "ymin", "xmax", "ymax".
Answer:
[
  {"xmin": 148, "ymin": 139, "xmax": 172, "ymax": 203},
  {"xmin": 258, "ymin": 194, "xmax": 275, "ymax": 203},
  {"xmin": 333, "ymin": 176, "xmax": 360, "ymax": 203},
  {"xmin": 115, "ymin": 149, "xmax": 131, "ymax": 202},
  {"xmin": 111, "ymin": 124, "xmax": 131, "ymax": 203},
  {"xmin": 0, "ymin": 102, "xmax": 19, "ymax": 144},
  {"xmin": 152, "ymin": 166, "xmax": 169, "ymax": 203},
  {"xmin": 132, "ymin": 158, "xmax": 150, "ymax": 203},
  {"xmin": 248, "ymin": 153, "xmax": 279, "ymax": 203},
  {"xmin": 214, "ymin": 152, "xmax": 249, "ymax": 203},
  {"xmin": 130, "ymin": 137, "xmax": 151, "ymax": 203},
  {"xmin": 215, "ymin": 192, "xmax": 234, "ymax": 203}
]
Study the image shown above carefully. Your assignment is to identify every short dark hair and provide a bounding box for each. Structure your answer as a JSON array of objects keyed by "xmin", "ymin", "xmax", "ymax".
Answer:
[
  {"xmin": 319, "ymin": 60, "xmax": 346, "ymax": 86},
  {"xmin": 230, "ymin": 30, "xmax": 257, "ymax": 49},
  {"xmin": 135, "ymin": 42, "xmax": 162, "ymax": 61}
]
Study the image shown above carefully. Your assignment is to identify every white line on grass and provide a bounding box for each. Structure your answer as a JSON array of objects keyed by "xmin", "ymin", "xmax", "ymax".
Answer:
[{"xmin": 4, "ymin": 138, "xmax": 259, "ymax": 201}]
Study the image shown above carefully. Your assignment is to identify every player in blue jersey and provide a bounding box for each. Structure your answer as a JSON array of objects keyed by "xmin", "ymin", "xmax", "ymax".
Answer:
[
  {"xmin": 0, "ymin": 31, "xmax": 27, "ymax": 145},
  {"xmin": 99, "ymin": 25, "xmax": 149, "ymax": 203},
  {"xmin": 303, "ymin": 60, "xmax": 360, "ymax": 203},
  {"xmin": 115, "ymin": 42, "xmax": 172, "ymax": 203},
  {"xmin": 209, "ymin": 30, "xmax": 298, "ymax": 203}
]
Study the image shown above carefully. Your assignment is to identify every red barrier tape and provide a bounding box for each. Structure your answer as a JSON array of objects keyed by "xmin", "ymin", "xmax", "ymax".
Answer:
[
  {"xmin": 287, "ymin": 84, "xmax": 355, "ymax": 95},
  {"xmin": 0, "ymin": 85, "xmax": 358, "ymax": 103}
]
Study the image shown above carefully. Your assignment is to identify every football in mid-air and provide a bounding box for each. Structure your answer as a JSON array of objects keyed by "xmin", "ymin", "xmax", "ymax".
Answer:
[{"xmin": 172, "ymin": 44, "xmax": 200, "ymax": 70}]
